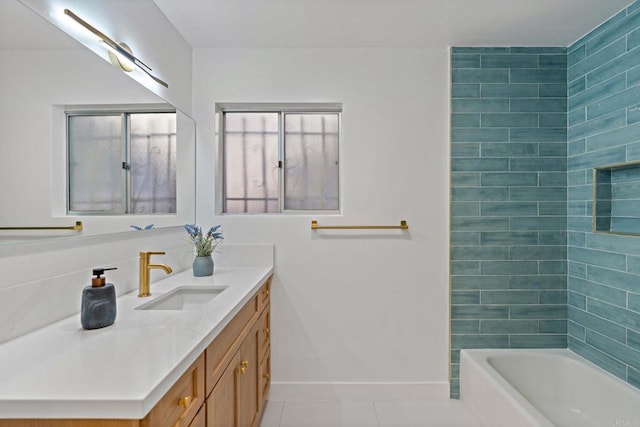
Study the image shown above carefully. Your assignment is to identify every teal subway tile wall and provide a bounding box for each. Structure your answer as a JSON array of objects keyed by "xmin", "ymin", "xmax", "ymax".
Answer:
[
  {"xmin": 449, "ymin": 1, "xmax": 640, "ymax": 399},
  {"xmin": 450, "ymin": 46, "xmax": 568, "ymax": 398},
  {"xmin": 568, "ymin": 2, "xmax": 640, "ymax": 390}
]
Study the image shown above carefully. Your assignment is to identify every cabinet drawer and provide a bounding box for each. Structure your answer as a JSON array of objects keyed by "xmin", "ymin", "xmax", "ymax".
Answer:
[
  {"xmin": 258, "ymin": 278, "xmax": 271, "ymax": 310},
  {"xmin": 206, "ymin": 294, "xmax": 259, "ymax": 395},
  {"xmin": 258, "ymin": 304, "xmax": 270, "ymax": 362},
  {"xmin": 143, "ymin": 354, "xmax": 205, "ymax": 427},
  {"xmin": 258, "ymin": 350, "xmax": 271, "ymax": 412}
]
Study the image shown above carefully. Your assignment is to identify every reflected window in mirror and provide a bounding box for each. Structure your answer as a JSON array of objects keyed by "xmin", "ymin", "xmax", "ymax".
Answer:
[{"xmin": 67, "ymin": 109, "xmax": 177, "ymax": 214}]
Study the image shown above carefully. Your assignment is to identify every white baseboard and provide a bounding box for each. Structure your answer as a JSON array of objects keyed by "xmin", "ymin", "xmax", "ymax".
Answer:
[{"xmin": 269, "ymin": 381, "xmax": 450, "ymax": 401}]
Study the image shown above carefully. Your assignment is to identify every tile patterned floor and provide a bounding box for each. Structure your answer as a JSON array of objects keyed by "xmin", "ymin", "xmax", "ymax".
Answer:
[{"xmin": 259, "ymin": 400, "xmax": 485, "ymax": 427}]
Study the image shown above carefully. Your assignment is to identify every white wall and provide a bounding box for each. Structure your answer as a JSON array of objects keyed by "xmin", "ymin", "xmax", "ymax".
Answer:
[
  {"xmin": 19, "ymin": 0, "xmax": 193, "ymax": 114},
  {"xmin": 193, "ymin": 48, "xmax": 451, "ymax": 398},
  {"xmin": 0, "ymin": 48, "xmax": 158, "ymax": 233},
  {"xmin": 2, "ymin": 1, "xmax": 453, "ymax": 398}
]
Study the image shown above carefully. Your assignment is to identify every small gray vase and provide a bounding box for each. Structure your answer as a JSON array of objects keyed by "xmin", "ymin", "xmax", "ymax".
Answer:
[{"xmin": 193, "ymin": 255, "xmax": 214, "ymax": 276}]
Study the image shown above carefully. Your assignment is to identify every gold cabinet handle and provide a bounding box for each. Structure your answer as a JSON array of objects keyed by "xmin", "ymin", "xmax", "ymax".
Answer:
[
  {"xmin": 263, "ymin": 289, "xmax": 270, "ymax": 297},
  {"xmin": 264, "ymin": 328, "xmax": 270, "ymax": 338},
  {"xmin": 239, "ymin": 360, "xmax": 249, "ymax": 375},
  {"xmin": 239, "ymin": 367, "xmax": 246, "ymax": 375},
  {"xmin": 178, "ymin": 395, "xmax": 192, "ymax": 409},
  {"xmin": 263, "ymin": 373, "xmax": 270, "ymax": 380},
  {"xmin": 241, "ymin": 360, "xmax": 249, "ymax": 367}
]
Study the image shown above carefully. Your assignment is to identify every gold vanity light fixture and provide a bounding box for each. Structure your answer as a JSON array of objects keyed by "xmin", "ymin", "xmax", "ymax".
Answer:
[
  {"xmin": 63, "ymin": 8, "xmax": 168, "ymax": 88},
  {"xmin": 106, "ymin": 42, "xmax": 135, "ymax": 72}
]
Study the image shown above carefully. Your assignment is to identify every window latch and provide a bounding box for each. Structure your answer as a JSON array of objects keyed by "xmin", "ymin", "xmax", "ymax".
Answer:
[
  {"xmin": 278, "ymin": 160, "xmax": 283, "ymax": 169},
  {"xmin": 122, "ymin": 162, "xmax": 130, "ymax": 170}
]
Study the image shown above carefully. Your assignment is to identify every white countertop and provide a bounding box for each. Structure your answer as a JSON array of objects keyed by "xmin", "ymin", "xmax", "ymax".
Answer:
[{"xmin": 0, "ymin": 265, "xmax": 273, "ymax": 419}]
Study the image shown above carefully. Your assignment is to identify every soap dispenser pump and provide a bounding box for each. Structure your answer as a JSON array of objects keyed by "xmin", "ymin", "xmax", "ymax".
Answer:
[{"xmin": 81, "ymin": 267, "xmax": 117, "ymax": 330}]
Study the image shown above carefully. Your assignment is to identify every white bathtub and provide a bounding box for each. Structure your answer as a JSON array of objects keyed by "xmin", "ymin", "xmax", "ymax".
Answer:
[{"xmin": 460, "ymin": 348, "xmax": 640, "ymax": 427}]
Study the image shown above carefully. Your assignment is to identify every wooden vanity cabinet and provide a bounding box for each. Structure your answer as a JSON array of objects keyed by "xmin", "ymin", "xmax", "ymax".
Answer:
[
  {"xmin": 257, "ymin": 305, "xmax": 270, "ymax": 363},
  {"xmin": 207, "ymin": 279, "xmax": 270, "ymax": 427},
  {"xmin": 206, "ymin": 350, "xmax": 238, "ymax": 427},
  {"xmin": 188, "ymin": 406, "xmax": 206, "ymax": 427},
  {"xmin": 236, "ymin": 323, "xmax": 260, "ymax": 427},
  {"xmin": 141, "ymin": 354, "xmax": 205, "ymax": 427},
  {"xmin": 0, "ymin": 276, "xmax": 272, "ymax": 427},
  {"xmin": 0, "ymin": 354, "xmax": 207, "ymax": 427},
  {"xmin": 258, "ymin": 357, "xmax": 270, "ymax": 412},
  {"xmin": 257, "ymin": 306, "xmax": 271, "ymax": 415}
]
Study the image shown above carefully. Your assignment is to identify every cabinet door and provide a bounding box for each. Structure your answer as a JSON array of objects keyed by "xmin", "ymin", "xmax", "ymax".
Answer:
[
  {"xmin": 258, "ymin": 350, "xmax": 271, "ymax": 415},
  {"xmin": 206, "ymin": 294, "xmax": 259, "ymax": 396},
  {"xmin": 189, "ymin": 405, "xmax": 206, "ymax": 427},
  {"xmin": 142, "ymin": 355, "xmax": 205, "ymax": 427},
  {"xmin": 207, "ymin": 351, "xmax": 239, "ymax": 427},
  {"xmin": 236, "ymin": 324, "xmax": 259, "ymax": 427}
]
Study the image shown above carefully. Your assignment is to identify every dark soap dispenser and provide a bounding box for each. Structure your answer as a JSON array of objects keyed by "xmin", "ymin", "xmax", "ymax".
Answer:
[{"xmin": 81, "ymin": 267, "xmax": 117, "ymax": 330}]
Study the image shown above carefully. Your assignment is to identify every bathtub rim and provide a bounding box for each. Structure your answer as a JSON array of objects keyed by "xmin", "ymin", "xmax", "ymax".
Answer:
[
  {"xmin": 460, "ymin": 348, "xmax": 640, "ymax": 427},
  {"xmin": 461, "ymin": 348, "xmax": 557, "ymax": 427}
]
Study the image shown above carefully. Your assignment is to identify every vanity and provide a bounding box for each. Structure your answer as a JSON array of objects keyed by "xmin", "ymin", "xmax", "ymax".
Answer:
[
  {"xmin": 0, "ymin": 1, "xmax": 272, "ymax": 423},
  {"xmin": 0, "ymin": 266, "xmax": 273, "ymax": 427},
  {"xmin": 0, "ymin": 0, "xmax": 272, "ymax": 423}
]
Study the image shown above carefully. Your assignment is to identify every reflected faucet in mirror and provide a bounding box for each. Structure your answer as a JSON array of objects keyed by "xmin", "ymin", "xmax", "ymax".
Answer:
[{"xmin": 138, "ymin": 251, "xmax": 172, "ymax": 297}]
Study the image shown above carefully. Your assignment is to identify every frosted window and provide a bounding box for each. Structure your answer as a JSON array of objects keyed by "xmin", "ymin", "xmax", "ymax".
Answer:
[
  {"xmin": 221, "ymin": 108, "xmax": 341, "ymax": 214},
  {"xmin": 67, "ymin": 111, "xmax": 177, "ymax": 215},
  {"xmin": 224, "ymin": 113, "xmax": 279, "ymax": 213},
  {"xmin": 130, "ymin": 113, "xmax": 177, "ymax": 214},
  {"xmin": 284, "ymin": 114, "xmax": 339, "ymax": 210},
  {"xmin": 68, "ymin": 115, "xmax": 124, "ymax": 212}
]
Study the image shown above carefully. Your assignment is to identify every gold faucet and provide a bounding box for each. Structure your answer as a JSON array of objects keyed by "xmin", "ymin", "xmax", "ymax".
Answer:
[{"xmin": 139, "ymin": 251, "xmax": 173, "ymax": 297}]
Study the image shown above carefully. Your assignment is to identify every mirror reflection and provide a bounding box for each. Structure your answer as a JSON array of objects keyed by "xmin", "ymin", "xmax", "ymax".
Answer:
[
  {"xmin": 67, "ymin": 108, "xmax": 177, "ymax": 215},
  {"xmin": 0, "ymin": 0, "xmax": 195, "ymax": 244}
]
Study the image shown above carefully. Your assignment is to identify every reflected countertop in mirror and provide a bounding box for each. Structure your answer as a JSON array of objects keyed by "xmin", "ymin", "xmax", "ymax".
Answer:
[{"xmin": 0, "ymin": 0, "xmax": 195, "ymax": 245}]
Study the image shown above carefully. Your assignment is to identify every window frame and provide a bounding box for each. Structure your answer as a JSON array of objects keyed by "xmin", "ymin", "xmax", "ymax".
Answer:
[
  {"xmin": 216, "ymin": 103, "xmax": 343, "ymax": 216},
  {"xmin": 65, "ymin": 105, "xmax": 177, "ymax": 215}
]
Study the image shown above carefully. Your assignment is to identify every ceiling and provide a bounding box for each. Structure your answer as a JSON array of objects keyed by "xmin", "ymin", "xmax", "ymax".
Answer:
[{"xmin": 153, "ymin": 0, "xmax": 635, "ymax": 49}]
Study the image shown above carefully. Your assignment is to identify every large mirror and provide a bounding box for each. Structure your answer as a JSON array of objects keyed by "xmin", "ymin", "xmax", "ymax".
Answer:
[{"xmin": 0, "ymin": 0, "xmax": 195, "ymax": 244}]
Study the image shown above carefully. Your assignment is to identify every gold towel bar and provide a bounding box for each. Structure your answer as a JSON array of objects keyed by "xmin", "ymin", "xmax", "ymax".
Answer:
[
  {"xmin": 311, "ymin": 220, "xmax": 408, "ymax": 230},
  {"xmin": 0, "ymin": 221, "xmax": 83, "ymax": 231}
]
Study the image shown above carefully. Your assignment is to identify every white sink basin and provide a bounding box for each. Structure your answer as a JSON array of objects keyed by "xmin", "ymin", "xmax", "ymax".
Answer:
[{"xmin": 135, "ymin": 286, "xmax": 227, "ymax": 311}]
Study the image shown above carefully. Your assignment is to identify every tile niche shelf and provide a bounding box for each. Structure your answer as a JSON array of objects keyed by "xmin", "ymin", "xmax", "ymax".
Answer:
[{"xmin": 593, "ymin": 160, "xmax": 640, "ymax": 236}]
